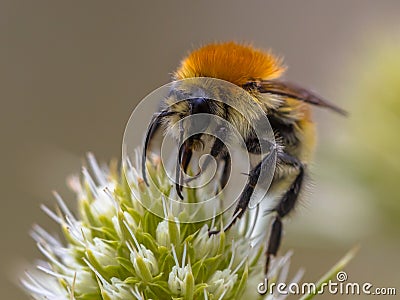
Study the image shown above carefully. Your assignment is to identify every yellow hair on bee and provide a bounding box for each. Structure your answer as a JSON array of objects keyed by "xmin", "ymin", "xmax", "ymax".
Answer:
[{"xmin": 174, "ymin": 42, "xmax": 285, "ymax": 86}]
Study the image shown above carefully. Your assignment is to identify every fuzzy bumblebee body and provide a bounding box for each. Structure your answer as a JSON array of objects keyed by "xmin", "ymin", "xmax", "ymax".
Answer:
[
  {"xmin": 174, "ymin": 42, "xmax": 284, "ymax": 85},
  {"xmin": 174, "ymin": 43, "xmax": 328, "ymax": 165},
  {"xmin": 142, "ymin": 42, "xmax": 346, "ymax": 275}
]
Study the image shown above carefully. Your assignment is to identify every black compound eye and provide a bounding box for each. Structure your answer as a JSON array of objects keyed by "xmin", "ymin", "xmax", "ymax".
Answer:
[
  {"xmin": 188, "ymin": 98, "xmax": 212, "ymax": 133},
  {"xmin": 190, "ymin": 98, "xmax": 210, "ymax": 115}
]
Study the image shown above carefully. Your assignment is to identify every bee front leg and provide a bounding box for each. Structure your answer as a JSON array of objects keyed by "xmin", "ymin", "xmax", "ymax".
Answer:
[
  {"xmin": 208, "ymin": 145, "xmax": 276, "ymax": 235},
  {"xmin": 219, "ymin": 151, "xmax": 231, "ymax": 193},
  {"xmin": 185, "ymin": 126, "xmax": 228, "ymax": 186}
]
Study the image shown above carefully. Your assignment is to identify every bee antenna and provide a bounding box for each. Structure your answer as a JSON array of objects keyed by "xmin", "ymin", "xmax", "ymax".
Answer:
[{"xmin": 142, "ymin": 110, "xmax": 173, "ymax": 185}]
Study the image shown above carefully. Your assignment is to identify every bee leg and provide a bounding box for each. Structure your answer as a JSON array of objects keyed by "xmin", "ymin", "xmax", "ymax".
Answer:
[
  {"xmin": 185, "ymin": 126, "xmax": 228, "ymax": 183},
  {"xmin": 200, "ymin": 133, "xmax": 231, "ymax": 193},
  {"xmin": 176, "ymin": 134, "xmax": 203, "ymax": 199},
  {"xmin": 264, "ymin": 153, "xmax": 304, "ymax": 275},
  {"xmin": 208, "ymin": 162, "xmax": 259, "ymax": 235},
  {"xmin": 264, "ymin": 215, "xmax": 282, "ymax": 275},
  {"xmin": 218, "ymin": 150, "xmax": 231, "ymax": 193},
  {"xmin": 209, "ymin": 147, "xmax": 275, "ymax": 235}
]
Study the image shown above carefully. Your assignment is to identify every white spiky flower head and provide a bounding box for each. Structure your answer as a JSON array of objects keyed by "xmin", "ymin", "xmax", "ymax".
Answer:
[{"xmin": 21, "ymin": 153, "xmax": 319, "ymax": 300}]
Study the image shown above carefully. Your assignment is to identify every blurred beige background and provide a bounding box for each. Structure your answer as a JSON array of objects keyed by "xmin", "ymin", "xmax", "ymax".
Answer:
[{"xmin": 1, "ymin": 1, "xmax": 399, "ymax": 299}]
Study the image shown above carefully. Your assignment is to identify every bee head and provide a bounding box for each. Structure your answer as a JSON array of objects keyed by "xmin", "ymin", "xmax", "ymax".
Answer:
[{"xmin": 142, "ymin": 96, "xmax": 216, "ymax": 188}]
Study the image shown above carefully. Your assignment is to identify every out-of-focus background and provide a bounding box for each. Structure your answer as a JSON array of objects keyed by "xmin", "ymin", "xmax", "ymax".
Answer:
[{"xmin": 1, "ymin": 1, "xmax": 399, "ymax": 299}]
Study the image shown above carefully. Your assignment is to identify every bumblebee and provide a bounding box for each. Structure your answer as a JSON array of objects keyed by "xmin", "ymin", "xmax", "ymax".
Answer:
[{"xmin": 142, "ymin": 42, "xmax": 346, "ymax": 274}]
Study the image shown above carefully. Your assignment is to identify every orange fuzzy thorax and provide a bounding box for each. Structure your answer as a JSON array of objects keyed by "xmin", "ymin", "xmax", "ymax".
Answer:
[{"xmin": 174, "ymin": 42, "xmax": 285, "ymax": 86}]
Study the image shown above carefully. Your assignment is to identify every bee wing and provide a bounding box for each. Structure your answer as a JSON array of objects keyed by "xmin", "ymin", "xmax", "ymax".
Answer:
[{"xmin": 259, "ymin": 80, "xmax": 348, "ymax": 116}]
